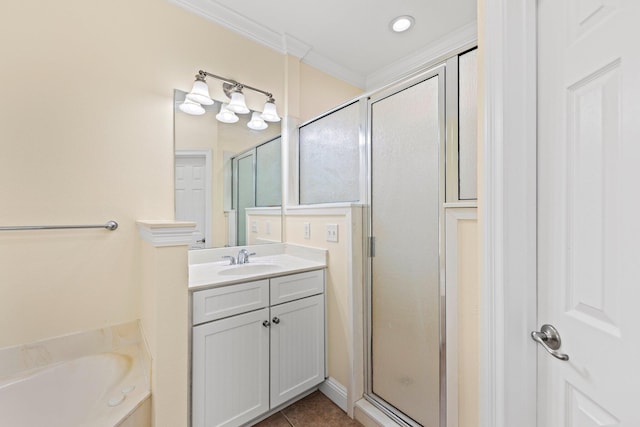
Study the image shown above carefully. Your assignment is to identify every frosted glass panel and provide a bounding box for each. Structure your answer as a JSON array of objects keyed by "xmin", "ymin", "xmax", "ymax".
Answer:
[
  {"xmin": 236, "ymin": 154, "xmax": 254, "ymax": 246},
  {"xmin": 256, "ymin": 137, "xmax": 281, "ymax": 207},
  {"xmin": 459, "ymin": 49, "xmax": 478, "ymax": 200},
  {"xmin": 371, "ymin": 76, "xmax": 441, "ymax": 427},
  {"xmin": 299, "ymin": 102, "xmax": 359, "ymax": 204}
]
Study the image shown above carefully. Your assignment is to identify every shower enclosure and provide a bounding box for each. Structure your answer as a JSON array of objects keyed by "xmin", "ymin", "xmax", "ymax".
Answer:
[
  {"xmin": 365, "ymin": 47, "xmax": 477, "ymax": 427},
  {"xmin": 297, "ymin": 47, "xmax": 477, "ymax": 427},
  {"xmin": 366, "ymin": 66, "xmax": 445, "ymax": 427}
]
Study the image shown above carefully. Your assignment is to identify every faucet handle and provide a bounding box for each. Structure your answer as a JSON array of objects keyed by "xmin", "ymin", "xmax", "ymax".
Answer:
[
  {"xmin": 245, "ymin": 252, "xmax": 256, "ymax": 263},
  {"xmin": 222, "ymin": 255, "xmax": 236, "ymax": 265}
]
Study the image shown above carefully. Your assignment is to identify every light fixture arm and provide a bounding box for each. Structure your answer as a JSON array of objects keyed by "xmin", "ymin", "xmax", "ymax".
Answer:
[{"xmin": 198, "ymin": 70, "xmax": 274, "ymax": 101}]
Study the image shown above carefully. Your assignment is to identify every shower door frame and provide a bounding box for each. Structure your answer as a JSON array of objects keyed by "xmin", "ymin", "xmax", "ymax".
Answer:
[{"xmin": 364, "ymin": 63, "xmax": 448, "ymax": 427}]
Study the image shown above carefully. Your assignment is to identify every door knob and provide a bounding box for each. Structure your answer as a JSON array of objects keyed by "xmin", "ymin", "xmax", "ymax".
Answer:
[
  {"xmin": 531, "ymin": 324, "xmax": 569, "ymax": 361},
  {"xmin": 196, "ymin": 238, "xmax": 205, "ymax": 243},
  {"xmin": 272, "ymin": 317, "xmax": 280, "ymax": 324},
  {"xmin": 262, "ymin": 320, "xmax": 270, "ymax": 328}
]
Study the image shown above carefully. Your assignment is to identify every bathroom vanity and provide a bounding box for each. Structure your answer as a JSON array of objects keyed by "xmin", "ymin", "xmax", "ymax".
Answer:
[{"xmin": 189, "ymin": 244, "xmax": 327, "ymax": 427}]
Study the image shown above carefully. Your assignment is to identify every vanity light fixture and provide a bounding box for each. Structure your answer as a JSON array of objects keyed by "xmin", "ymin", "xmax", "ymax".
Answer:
[
  {"xmin": 247, "ymin": 112, "xmax": 268, "ymax": 130},
  {"xmin": 226, "ymin": 85, "xmax": 250, "ymax": 114},
  {"xmin": 185, "ymin": 74, "xmax": 214, "ymax": 105},
  {"xmin": 390, "ymin": 15, "xmax": 415, "ymax": 33},
  {"xmin": 215, "ymin": 103, "xmax": 239, "ymax": 123},
  {"xmin": 178, "ymin": 98, "xmax": 206, "ymax": 115},
  {"xmin": 180, "ymin": 70, "xmax": 280, "ymax": 131},
  {"xmin": 261, "ymin": 97, "xmax": 281, "ymax": 123}
]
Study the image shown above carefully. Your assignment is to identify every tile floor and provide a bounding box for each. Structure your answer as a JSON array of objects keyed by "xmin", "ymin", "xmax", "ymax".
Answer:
[{"xmin": 253, "ymin": 391, "xmax": 363, "ymax": 427}]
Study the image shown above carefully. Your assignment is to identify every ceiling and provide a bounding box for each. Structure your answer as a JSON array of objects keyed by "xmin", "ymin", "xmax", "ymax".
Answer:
[{"xmin": 169, "ymin": 0, "xmax": 477, "ymax": 90}]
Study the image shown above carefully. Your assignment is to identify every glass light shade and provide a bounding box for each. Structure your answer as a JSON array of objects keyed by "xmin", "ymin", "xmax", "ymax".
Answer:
[
  {"xmin": 227, "ymin": 91, "xmax": 250, "ymax": 114},
  {"xmin": 261, "ymin": 100, "xmax": 281, "ymax": 122},
  {"xmin": 179, "ymin": 99, "xmax": 206, "ymax": 115},
  {"xmin": 247, "ymin": 112, "xmax": 268, "ymax": 130},
  {"xmin": 216, "ymin": 103, "xmax": 239, "ymax": 123},
  {"xmin": 186, "ymin": 79, "xmax": 214, "ymax": 105}
]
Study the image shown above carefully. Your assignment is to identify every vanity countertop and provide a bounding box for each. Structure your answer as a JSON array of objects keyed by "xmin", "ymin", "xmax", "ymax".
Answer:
[{"xmin": 188, "ymin": 245, "xmax": 327, "ymax": 291}]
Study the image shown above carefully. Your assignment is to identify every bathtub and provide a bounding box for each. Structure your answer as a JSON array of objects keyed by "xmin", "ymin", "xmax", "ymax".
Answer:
[{"xmin": 0, "ymin": 323, "xmax": 150, "ymax": 427}]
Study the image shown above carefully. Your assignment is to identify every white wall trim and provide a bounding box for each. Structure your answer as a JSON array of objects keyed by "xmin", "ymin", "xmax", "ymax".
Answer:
[
  {"xmin": 167, "ymin": 0, "xmax": 366, "ymax": 88},
  {"xmin": 168, "ymin": 0, "xmax": 284, "ymax": 53},
  {"xmin": 480, "ymin": 1, "xmax": 537, "ymax": 427},
  {"xmin": 136, "ymin": 220, "xmax": 196, "ymax": 247},
  {"xmin": 244, "ymin": 207, "xmax": 282, "ymax": 216},
  {"xmin": 319, "ymin": 377, "xmax": 348, "ymax": 413},
  {"xmin": 285, "ymin": 203, "xmax": 364, "ymax": 217},
  {"xmin": 365, "ymin": 22, "xmax": 477, "ymax": 91}
]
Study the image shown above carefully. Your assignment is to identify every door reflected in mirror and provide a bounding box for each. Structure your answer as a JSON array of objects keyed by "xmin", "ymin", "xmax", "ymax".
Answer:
[{"xmin": 174, "ymin": 89, "xmax": 282, "ymax": 249}]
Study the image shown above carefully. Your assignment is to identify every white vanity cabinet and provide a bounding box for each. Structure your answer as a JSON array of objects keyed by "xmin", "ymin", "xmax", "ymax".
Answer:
[{"xmin": 191, "ymin": 269, "xmax": 325, "ymax": 427}]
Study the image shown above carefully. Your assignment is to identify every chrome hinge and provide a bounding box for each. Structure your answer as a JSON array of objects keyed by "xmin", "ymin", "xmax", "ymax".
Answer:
[{"xmin": 369, "ymin": 236, "xmax": 376, "ymax": 257}]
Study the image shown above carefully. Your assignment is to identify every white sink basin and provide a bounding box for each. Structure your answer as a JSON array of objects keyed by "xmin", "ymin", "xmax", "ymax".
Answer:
[{"xmin": 218, "ymin": 263, "xmax": 281, "ymax": 276}]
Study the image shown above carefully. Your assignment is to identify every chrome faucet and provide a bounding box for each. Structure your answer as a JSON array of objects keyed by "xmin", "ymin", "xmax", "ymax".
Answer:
[
  {"xmin": 237, "ymin": 249, "xmax": 256, "ymax": 265},
  {"xmin": 222, "ymin": 255, "xmax": 236, "ymax": 265}
]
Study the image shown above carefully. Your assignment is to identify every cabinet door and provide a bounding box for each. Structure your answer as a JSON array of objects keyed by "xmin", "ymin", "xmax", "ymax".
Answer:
[
  {"xmin": 270, "ymin": 294, "xmax": 325, "ymax": 408},
  {"xmin": 192, "ymin": 308, "xmax": 270, "ymax": 427}
]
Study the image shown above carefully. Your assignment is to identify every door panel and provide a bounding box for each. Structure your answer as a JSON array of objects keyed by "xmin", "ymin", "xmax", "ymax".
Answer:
[
  {"xmin": 369, "ymin": 72, "xmax": 443, "ymax": 427},
  {"xmin": 175, "ymin": 152, "xmax": 208, "ymax": 249},
  {"xmin": 191, "ymin": 308, "xmax": 270, "ymax": 427},
  {"xmin": 537, "ymin": 0, "xmax": 640, "ymax": 424},
  {"xmin": 270, "ymin": 294, "xmax": 325, "ymax": 408}
]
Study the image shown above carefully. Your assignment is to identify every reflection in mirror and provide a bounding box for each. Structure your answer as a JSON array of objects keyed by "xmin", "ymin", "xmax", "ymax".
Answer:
[
  {"xmin": 173, "ymin": 89, "xmax": 282, "ymax": 250},
  {"xmin": 231, "ymin": 136, "xmax": 281, "ymax": 246}
]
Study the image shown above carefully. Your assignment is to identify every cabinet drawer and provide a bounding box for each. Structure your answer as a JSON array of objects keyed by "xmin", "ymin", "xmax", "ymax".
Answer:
[
  {"xmin": 193, "ymin": 280, "xmax": 269, "ymax": 325},
  {"xmin": 270, "ymin": 269, "xmax": 324, "ymax": 305}
]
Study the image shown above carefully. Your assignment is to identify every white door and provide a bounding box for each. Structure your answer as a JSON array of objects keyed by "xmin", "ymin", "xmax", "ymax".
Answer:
[
  {"xmin": 537, "ymin": 0, "xmax": 640, "ymax": 425},
  {"xmin": 191, "ymin": 308, "xmax": 270, "ymax": 427},
  {"xmin": 269, "ymin": 294, "xmax": 325, "ymax": 408},
  {"xmin": 175, "ymin": 151, "xmax": 210, "ymax": 249}
]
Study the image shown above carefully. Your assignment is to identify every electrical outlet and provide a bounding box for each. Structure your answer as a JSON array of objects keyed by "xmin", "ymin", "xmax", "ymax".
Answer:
[
  {"xmin": 251, "ymin": 221, "xmax": 257, "ymax": 233},
  {"xmin": 266, "ymin": 221, "xmax": 271, "ymax": 235},
  {"xmin": 303, "ymin": 222, "xmax": 311, "ymax": 240},
  {"xmin": 326, "ymin": 224, "xmax": 338, "ymax": 242}
]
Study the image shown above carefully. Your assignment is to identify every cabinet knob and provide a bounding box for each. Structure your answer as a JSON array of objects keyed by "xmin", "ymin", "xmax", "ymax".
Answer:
[
  {"xmin": 262, "ymin": 320, "xmax": 270, "ymax": 328},
  {"xmin": 272, "ymin": 317, "xmax": 280, "ymax": 325}
]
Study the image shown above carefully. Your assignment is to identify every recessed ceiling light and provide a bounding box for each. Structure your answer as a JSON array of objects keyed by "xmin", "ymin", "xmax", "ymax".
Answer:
[{"xmin": 390, "ymin": 15, "xmax": 415, "ymax": 33}]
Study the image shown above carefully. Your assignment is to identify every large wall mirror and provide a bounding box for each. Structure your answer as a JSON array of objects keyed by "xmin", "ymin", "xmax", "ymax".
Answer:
[{"xmin": 173, "ymin": 89, "xmax": 282, "ymax": 250}]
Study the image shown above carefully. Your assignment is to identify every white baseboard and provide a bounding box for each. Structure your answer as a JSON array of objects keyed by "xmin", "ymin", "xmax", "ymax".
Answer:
[{"xmin": 319, "ymin": 377, "xmax": 348, "ymax": 412}]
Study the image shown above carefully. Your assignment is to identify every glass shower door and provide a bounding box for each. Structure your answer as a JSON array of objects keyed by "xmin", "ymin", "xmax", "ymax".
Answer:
[
  {"xmin": 233, "ymin": 151, "xmax": 255, "ymax": 246},
  {"xmin": 368, "ymin": 69, "xmax": 444, "ymax": 427}
]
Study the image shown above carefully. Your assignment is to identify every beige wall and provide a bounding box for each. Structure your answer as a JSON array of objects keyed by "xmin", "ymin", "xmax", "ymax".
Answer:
[
  {"xmin": 457, "ymin": 218, "xmax": 480, "ymax": 427},
  {"xmin": 0, "ymin": 0, "xmax": 356, "ymax": 348},
  {"xmin": 284, "ymin": 213, "xmax": 353, "ymax": 388},
  {"xmin": 299, "ymin": 63, "xmax": 363, "ymax": 122},
  {"xmin": 0, "ymin": 0, "xmax": 282, "ymax": 349}
]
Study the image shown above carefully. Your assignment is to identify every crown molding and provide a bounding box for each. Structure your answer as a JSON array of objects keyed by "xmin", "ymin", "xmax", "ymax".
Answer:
[
  {"xmin": 282, "ymin": 33, "xmax": 312, "ymax": 59},
  {"xmin": 365, "ymin": 21, "xmax": 478, "ymax": 91},
  {"xmin": 168, "ymin": 0, "xmax": 366, "ymax": 88},
  {"xmin": 169, "ymin": 0, "xmax": 284, "ymax": 53},
  {"xmin": 301, "ymin": 50, "xmax": 366, "ymax": 89}
]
